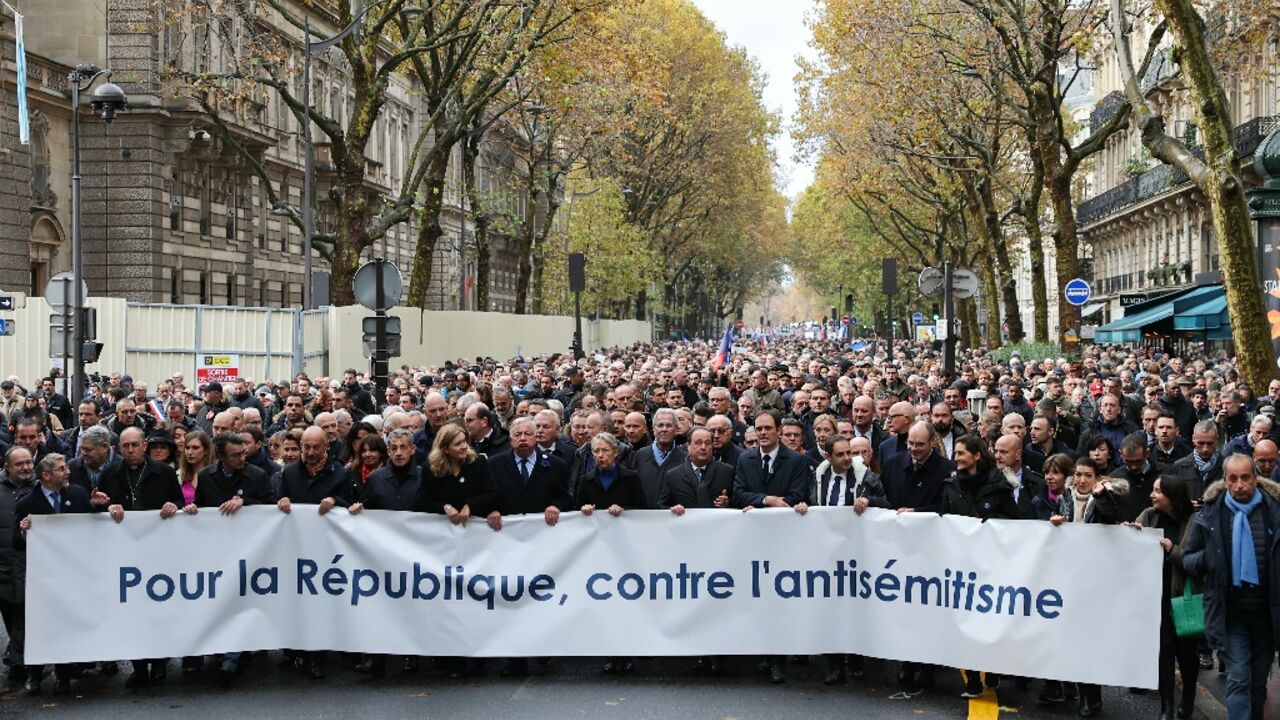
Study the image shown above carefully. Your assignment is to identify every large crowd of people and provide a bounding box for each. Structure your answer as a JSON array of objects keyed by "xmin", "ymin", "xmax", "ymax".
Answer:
[{"xmin": 0, "ymin": 336, "xmax": 1275, "ymax": 719}]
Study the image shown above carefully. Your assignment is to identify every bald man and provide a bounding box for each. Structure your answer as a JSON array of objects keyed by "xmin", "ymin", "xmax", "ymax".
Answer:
[
  {"xmin": 994, "ymin": 434, "xmax": 1045, "ymax": 518},
  {"xmin": 275, "ymin": 426, "xmax": 354, "ymax": 679},
  {"xmin": 1254, "ymin": 439, "xmax": 1279, "ymax": 481},
  {"xmin": 877, "ymin": 401, "xmax": 917, "ymax": 464}
]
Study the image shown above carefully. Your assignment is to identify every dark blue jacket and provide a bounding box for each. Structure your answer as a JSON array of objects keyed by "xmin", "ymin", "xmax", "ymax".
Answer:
[
  {"xmin": 361, "ymin": 462, "xmax": 422, "ymax": 511},
  {"xmin": 1183, "ymin": 479, "xmax": 1280, "ymax": 651}
]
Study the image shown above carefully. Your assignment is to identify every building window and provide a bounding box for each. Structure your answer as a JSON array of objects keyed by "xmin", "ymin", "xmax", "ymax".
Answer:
[
  {"xmin": 259, "ymin": 283, "xmax": 267, "ymax": 307},
  {"xmin": 226, "ymin": 275, "xmax": 236, "ymax": 305},
  {"xmin": 170, "ymin": 272, "xmax": 179, "ymax": 303},
  {"xmin": 199, "ymin": 273, "xmax": 209, "ymax": 305}
]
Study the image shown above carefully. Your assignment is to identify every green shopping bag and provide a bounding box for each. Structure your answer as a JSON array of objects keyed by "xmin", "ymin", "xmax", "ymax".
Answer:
[{"xmin": 1170, "ymin": 578, "xmax": 1205, "ymax": 640}]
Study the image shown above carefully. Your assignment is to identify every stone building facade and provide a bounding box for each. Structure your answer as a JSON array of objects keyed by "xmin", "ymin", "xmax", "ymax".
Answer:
[
  {"xmin": 0, "ymin": 0, "xmax": 535, "ymax": 311},
  {"xmin": 1077, "ymin": 36, "xmax": 1279, "ymax": 325}
]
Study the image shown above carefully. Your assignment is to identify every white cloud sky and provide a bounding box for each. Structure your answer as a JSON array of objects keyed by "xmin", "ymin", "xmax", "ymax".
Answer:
[{"xmin": 690, "ymin": 0, "xmax": 817, "ymax": 202}]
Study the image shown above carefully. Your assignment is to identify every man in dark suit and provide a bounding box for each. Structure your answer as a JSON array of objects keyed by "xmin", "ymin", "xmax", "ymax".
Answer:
[
  {"xmin": 731, "ymin": 408, "xmax": 810, "ymax": 685},
  {"xmin": 796, "ymin": 435, "xmax": 889, "ymax": 685},
  {"xmin": 485, "ymin": 417, "xmax": 572, "ymax": 677},
  {"xmin": 849, "ymin": 396, "xmax": 886, "ymax": 450},
  {"xmin": 877, "ymin": 401, "xmax": 916, "ymax": 465},
  {"xmin": 534, "ymin": 410, "xmax": 576, "ymax": 467},
  {"xmin": 634, "ymin": 409, "xmax": 683, "ymax": 508},
  {"xmin": 881, "ymin": 421, "xmax": 955, "ymax": 515},
  {"xmin": 16, "ymin": 452, "xmax": 108, "ymax": 695},
  {"xmin": 181, "ymin": 432, "xmax": 272, "ymax": 684},
  {"xmin": 880, "ymin": 421, "xmax": 955, "ymax": 690},
  {"xmin": 68, "ymin": 425, "xmax": 117, "ymax": 493},
  {"xmin": 193, "ymin": 433, "xmax": 274, "ymax": 511},
  {"xmin": 95, "ymin": 426, "xmax": 184, "ymax": 689},
  {"xmin": 276, "ymin": 426, "xmax": 354, "ymax": 679},
  {"xmin": 666, "ymin": 427, "xmax": 734, "ymax": 511},
  {"xmin": 37, "ymin": 379, "xmax": 72, "ymax": 432},
  {"xmin": 465, "ymin": 402, "xmax": 511, "ymax": 457},
  {"xmin": 994, "ymin": 434, "xmax": 1046, "ymax": 519},
  {"xmin": 349, "ymin": 428, "xmax": 424, "ymax": 679},
  {"xmin": 707, "ymin": 415, "xmax": 743, "ymax": 467},
  {"xmin": 665, "ymin": 426, "xmax": 734, "ymax": 676}
]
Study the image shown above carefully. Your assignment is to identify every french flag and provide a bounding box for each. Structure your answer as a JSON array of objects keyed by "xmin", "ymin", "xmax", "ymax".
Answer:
[{"xmin": 713, "ymin": 325, "xmax": 734, "ymax": 369}]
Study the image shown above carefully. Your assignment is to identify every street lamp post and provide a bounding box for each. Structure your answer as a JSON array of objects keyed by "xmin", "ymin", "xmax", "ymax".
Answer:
[{"xmin": 68, "ymin": 64, "xmax": 126, "ymax": 400}]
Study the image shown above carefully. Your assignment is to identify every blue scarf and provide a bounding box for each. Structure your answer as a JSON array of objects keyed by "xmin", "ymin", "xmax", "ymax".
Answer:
[
  {"xmin": 599, "ymin": 466, "xmax": 618, "ymax": 492},
  {"xmin": 1224, "ymin": 488, "xmax": 1264, "ymax": 587}
]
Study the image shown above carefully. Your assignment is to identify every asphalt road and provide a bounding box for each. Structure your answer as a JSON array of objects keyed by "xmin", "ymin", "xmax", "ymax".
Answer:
[{"xmin": 0, "ymin": 652, "xmax": 1256, "ymax": 720}]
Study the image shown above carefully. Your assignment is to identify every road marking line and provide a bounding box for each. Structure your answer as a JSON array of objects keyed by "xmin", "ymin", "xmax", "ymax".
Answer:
[{"xmin": 968, "ymin": 691, "xmax": 1000, "ymax": 720}]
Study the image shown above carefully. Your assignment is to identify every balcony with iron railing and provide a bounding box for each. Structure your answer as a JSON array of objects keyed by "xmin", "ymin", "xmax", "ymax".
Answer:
[{"xmin": 1077, "ymin": 115, "xmax": 1279, "ymax": 227}]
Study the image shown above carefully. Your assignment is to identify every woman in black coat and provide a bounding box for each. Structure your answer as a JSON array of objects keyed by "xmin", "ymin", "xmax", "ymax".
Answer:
[
  {"xmin": 1131, "ymin": 474, "xmax": 1199, "ymax": 720},
  {"xmin": 575, "ymin": 432, "xmax": 648, "ymax": 517},
  {"xmin": 575, "ymin": 431, "xmax": 648, "ymax": 674},
  {"xmin": 416, "ymin": 423, "xmax": 496, "ymax": 523},
  {"xmin": 415, "ymin": 423, "xmax": 496, "ymax": 679},
  {"xmin": 939, "ymin": 434, "xmax": 1017, "ymax": 699}
]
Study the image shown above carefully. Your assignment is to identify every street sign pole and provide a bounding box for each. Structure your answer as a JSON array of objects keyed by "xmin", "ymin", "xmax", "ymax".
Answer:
[
  {"xmin": 943, "ymin": 261, "xmax": 956, "ymax": 376},
  {"xmin": 1062, "ymin": 278, "xmax": 1093, "ymax": 352},
  {"xmin": 374, "ymin": 258, "xmax": 389, "ymax": 397}
]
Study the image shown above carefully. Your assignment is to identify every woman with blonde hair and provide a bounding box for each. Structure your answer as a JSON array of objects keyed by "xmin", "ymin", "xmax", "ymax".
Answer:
[{"xmin": 415, "ymin": 422, "xmax": 496, "ymax": 679}]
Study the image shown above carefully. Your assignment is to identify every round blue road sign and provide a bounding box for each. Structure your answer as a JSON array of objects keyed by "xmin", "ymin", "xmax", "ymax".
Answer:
[{"xmin": 1063, "ymin": 278, "xmax": 1091, "ymax": 307}]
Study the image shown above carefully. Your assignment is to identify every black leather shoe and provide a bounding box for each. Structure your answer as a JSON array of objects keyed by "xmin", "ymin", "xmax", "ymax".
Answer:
[
  {"xmin": 402, "ymin": 657, "xmax": 418, "ymax": 673},
  {"xmin": 306, "ymin": 662, "xmax": 325, "ymax": 680},
  {"xmin": 897, "ymin": 667, "xmax": 916, "ymax": 686},
  {"xmin": 602, "ymin": 660, "xmax": 617, "ymax": 674},
  {"xmin": 709, "ymin": 658, "xmax": 725, "ymax": 676},
  {"xmin": 770, "ymin": 662, "xmax": 785, "ymax": 684},
  {"xmin": 218, "ymin": 668, "xmax": 235, "ymax": 688},
  {"xmin": 690, "ymin": 658, "xmax": 709, "ymax": 674},
  {"xmin": 150, "ymin": 665, "xmax": 167, "ymax": 683},
  {"xmin": 824, "ymin": 669, "xmax": 844, "ymax": 685},
  {"xmin": 23, "ymin": 678, "xmax": 39, "ymax": 696},
  {"xmin": 51, "ymin": 678, "xmax": 69, "ymax": 695},
  {"xmin": 1078, "ymin": 700, "xmax": 1102, "ymax": 718},
  {"xmin": 617, "ymin": 659, "xmax": 634, "ymax": 674},
  {"xmin": 1177, "ymin": 699, "xmax": 1195, "ymax": 719},
  {"xmin": 124, "ymin": 671, "xmax": 149, "ymax": 689}
]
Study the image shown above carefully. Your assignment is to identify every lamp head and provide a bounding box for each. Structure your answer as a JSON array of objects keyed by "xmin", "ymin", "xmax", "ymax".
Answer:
[{"xmin": 90, "ymin": 80, "xmax": 128, "ymax": 124}]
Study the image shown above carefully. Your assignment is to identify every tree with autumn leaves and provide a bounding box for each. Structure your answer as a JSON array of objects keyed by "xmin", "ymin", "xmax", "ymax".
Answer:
[
  {"xmin": 149, "ymin": 0, "xmax": 784, "ymax": 330},
  {"xmin": 798, "ymin": 0, "xmax": 1275, "ymax": 376}
]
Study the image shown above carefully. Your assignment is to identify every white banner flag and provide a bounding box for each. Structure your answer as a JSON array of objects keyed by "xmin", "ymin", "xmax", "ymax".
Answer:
[{"xmin": 26, "ymin": 507, "xmax": 1161, "ymax": 687}]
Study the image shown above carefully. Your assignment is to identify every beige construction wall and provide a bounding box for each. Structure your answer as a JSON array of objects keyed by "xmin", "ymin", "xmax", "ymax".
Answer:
[{"xmin": 0, "ymin": 298, "xmax": 651, "ymax": 387}]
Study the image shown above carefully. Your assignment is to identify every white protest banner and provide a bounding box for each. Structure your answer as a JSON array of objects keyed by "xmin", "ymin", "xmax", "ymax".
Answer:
[{"xmin": 26, "ymin": 507, "xmax": 1161, "ymax": 687}]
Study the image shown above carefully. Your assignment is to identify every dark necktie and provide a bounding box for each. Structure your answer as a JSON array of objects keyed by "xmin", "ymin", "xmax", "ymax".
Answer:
[
  {"xmin": 762, "ymin": 454, "xmax": 771, "ymax": 476},
  {"xmin": 695, "ymin": 466, "xmax": 705, "ymax": 484},
  {"xmin": 520, "ymin": 458, "xmax": 531, "ymax": 483},
  {"xmin": 50, "ymin": 492, "xmax": 61, "ymax": 513},
  {"xmin": 828, "ymin": 476, "xmax": 842, "ymax": 507}
]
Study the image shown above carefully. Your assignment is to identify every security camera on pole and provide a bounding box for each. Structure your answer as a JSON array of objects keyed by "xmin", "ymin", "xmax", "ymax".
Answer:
[{"xmin": 68, "ymin": 65, "xmax": 127, "ymax": 400}]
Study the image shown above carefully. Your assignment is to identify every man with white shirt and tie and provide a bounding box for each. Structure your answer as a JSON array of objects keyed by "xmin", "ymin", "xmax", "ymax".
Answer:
[
  {"xmin": 795, "ymin": 435, "xmax": 889, "ymax": 684},
  {"xmin": 16, "ymin": 453, "xmax": 107, "ymax": 694},
  {"xmin": 486, "ymin": 416, "xmax": 571, "ymax": 677}
]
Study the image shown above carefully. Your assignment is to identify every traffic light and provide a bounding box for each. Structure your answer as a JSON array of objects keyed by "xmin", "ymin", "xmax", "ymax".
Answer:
[
  {"xmin": 83, "ymin": 341, "xmax": 103, "ymax": 363},
  {"xmin": 844, "ymin": 294, "xmax": 853, "ymax": 313}
]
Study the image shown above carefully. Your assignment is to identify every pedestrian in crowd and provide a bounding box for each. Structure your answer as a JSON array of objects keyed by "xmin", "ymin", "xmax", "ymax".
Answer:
[
  {"xmin": 1184, "ymin": 454, "xmax": 1280, "ymax": 720},
  {"xmin": 178, "ymin": 431, "xmax": 213, "ymax": 509},
  {"xmin": 1129, "ymin": 474, "xmax": 1200, "ymax": 720},
  {"xmin": 15, "ymin": 453, "xmax": 106, "ymax": 695},
  {"xmin": 97, "ymin": 426, "xmax": 184, "ymax": 688}
]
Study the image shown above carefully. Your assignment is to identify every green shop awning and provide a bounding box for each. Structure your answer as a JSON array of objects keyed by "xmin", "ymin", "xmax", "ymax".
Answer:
[
  {"xmin": 1172, "ymin": 286, "xmax": 1227, "ymax": 336},
  {"xmin": 1093, "ymin": 285, "xmax": 1222, "ymax": 343}
]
